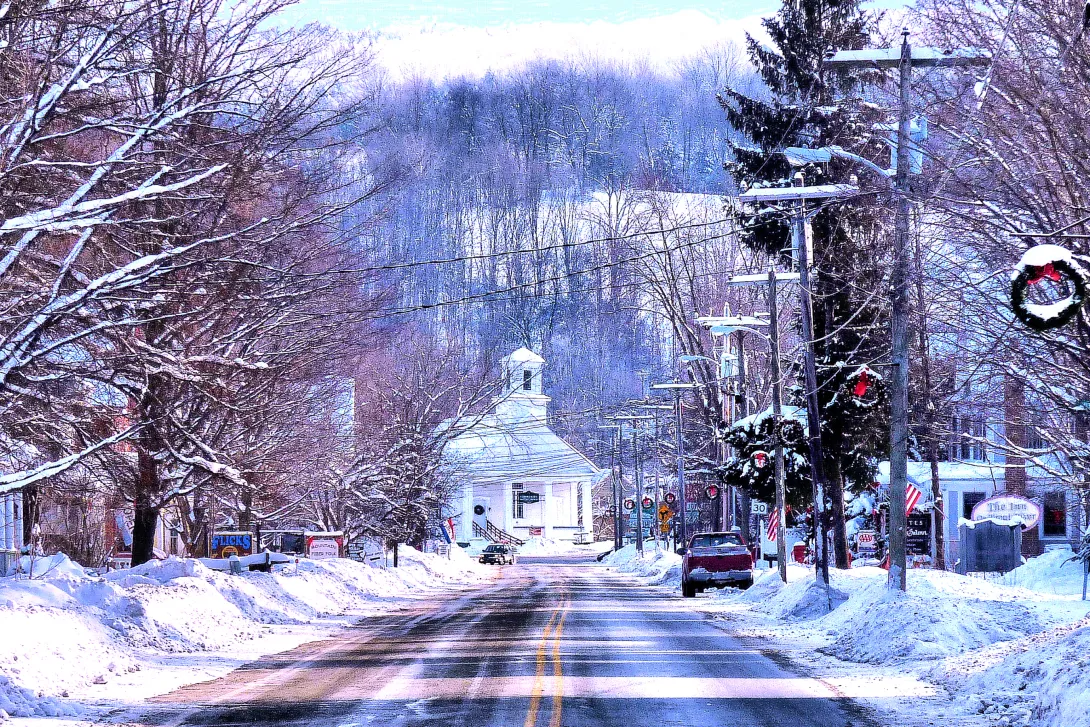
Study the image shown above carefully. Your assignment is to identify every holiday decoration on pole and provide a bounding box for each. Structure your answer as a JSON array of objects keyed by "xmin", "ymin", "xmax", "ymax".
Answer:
[
  {"xmin": 705, "ymin": 484, "xmax": 720, "ymax": 500},
  {"xmin": 641, "ymin": 496, "xmax": 654, "ymax": 510},
  {"xmin": 664, "ymin": 492, "xmax": 677, "ymax": 506},
  {"xmin": 752, "ymin": 450, "xmax": 770, "ymax": 469},
  {"xmin": 853, "ymin": 370, "xmax": 871, "ymax": 398},
  {"xmin": 1011, "ymin": 244, "xmax": 1089, "ymax": 331},
  {"xmin": 623, "ymin": 498, "xmax": 636, "ymax": 511}
]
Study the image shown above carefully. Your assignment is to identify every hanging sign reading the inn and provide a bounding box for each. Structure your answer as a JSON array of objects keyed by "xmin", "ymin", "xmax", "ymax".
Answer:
[
  {"xmin": 517, "ymin": 491, "xmax": 541, "ymax": 504},
  {"xmin": 971, "ymin": 494, "xmax": 1041, "ymax": 531}
]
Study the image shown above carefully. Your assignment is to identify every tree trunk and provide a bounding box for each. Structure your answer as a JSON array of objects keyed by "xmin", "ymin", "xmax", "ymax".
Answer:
[
  {"xmin": 826, "ymin": 454, "xmax": 850, "ymax": 568},
  {"xmin": 21, "ymin": 485, "xmax": 40, "ymax": 547},
  {"xmin": 131, "ymin": 450, "xmax": 160, "ymax": 566}
]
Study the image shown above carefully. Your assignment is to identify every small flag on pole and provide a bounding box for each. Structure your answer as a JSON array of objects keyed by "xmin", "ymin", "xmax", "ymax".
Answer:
[
  {"xmin": 905, "ymin": 482, "xmax": 923, "ymax": 517},
  {"xmin": 767, "ymin": 508, "xmax": 780, "ymax": 541}
]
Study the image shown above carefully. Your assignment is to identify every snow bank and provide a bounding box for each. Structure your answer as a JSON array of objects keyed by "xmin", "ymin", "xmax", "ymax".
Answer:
[
  {"xmin": 601, "ymin": 542, "xmax": 682, "ymax": 587},
  {"xmin": 0, "ymin": 548, "xmax": 488, "ymax": 720},
  {"xmin": 997, "ymin": 547, "xmax": 1088, "ymax": 595}
]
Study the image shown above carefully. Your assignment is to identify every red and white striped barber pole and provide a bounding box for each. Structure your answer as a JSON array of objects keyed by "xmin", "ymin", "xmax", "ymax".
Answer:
[
  {"xmin": 766, "ymin": 508, "xmax": 780, "ymax": 542},
  {"xmin": 905, "ymin": 482, "xmax": 923, "ymax": 517}
]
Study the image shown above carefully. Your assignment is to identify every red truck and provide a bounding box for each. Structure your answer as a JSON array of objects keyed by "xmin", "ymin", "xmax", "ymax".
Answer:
[{"xmin": 678, "ymin": 531, "xmax": 754, "ymax": 597}]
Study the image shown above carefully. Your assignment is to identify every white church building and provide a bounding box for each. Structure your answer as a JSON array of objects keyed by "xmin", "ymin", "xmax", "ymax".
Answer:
[{"xmin": 443, "ymin": 348, "xmax": 604, "ymax": 543}]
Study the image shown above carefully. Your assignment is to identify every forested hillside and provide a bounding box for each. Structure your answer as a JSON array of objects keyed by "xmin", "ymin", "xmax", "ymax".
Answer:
[{"xmin": 360, "ymin": 54, "xmax": 762, "ymax": 423}]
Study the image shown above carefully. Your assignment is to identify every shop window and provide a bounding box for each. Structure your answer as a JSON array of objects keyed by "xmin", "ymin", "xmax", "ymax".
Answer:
[
  {"xmin": 1043, "ymin": 492, "xmax": 1067, "ymax": 537},
  {"xmin": 963, "ymin": 491, "xmax": 986, "ymax": 520}
]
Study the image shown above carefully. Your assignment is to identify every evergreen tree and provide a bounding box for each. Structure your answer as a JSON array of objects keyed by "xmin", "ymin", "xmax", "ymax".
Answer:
[{"xmin": 719, "ymin": 0, "xmax": 890, "ymax": 568}]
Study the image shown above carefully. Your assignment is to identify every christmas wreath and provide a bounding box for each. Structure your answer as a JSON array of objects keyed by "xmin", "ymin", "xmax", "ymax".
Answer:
[{"xmin": 1010, "ymin": 244, "xmax": 1088, "ymax": 331}]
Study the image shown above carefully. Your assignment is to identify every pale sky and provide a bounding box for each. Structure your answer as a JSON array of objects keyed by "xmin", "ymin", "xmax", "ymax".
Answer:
[{"xmin": 279, "ymin": 1, "xmax": 909, "ymax": 80}]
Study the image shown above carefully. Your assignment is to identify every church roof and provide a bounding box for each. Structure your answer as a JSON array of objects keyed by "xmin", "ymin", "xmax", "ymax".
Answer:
[
  {"xmin": 443, "ymin": 413, "xmax": 601, "ymax": 484},
  {"xmin": 501, "ymin": 347, "xmax": 545, "ymax": 364}
]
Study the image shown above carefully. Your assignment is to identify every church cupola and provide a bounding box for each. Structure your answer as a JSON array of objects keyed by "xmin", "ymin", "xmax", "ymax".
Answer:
[{"xmin": 497, "ymin": 347, "xmax": 550, "ymax": 423}]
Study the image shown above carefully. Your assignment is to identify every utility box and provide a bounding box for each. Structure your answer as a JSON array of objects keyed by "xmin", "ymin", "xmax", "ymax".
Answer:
[{"xmin": 957, "ymin": 520, "xmax": 1022, "ymax": 574}]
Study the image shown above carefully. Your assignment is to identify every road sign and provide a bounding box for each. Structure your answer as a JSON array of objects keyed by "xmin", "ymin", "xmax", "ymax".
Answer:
[
  {"xmin": 658, "ymin": 505, "xmax": 674, "ymax": 534},
  {"xmin": 517, "ymin": 491, "xmax": 541, "ymax": 504},
  {"xmin": 752, "ymin": 501, "xmax": 769, "ymax": 515}
]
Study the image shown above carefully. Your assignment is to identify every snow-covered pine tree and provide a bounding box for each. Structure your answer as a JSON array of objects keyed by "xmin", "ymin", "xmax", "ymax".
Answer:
[
  {"xmin": 719, "ymin": 0, "xmax": 890, "ymax": 568},
  {"xmin": 720, "ymin": 409, "xmax": 811, "ymax": 512}
]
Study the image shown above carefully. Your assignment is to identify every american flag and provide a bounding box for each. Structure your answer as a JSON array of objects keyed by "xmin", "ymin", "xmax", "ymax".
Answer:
[
  {"xmin": 905, "ymin": 482, "xmax": 923, "ymax": 516},
  {"xmin": 766, "ymin": 508, "xmax": 780, "ymax": 541}
]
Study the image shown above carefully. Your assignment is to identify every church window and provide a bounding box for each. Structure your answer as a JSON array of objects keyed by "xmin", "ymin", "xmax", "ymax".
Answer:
[{"xmin": 523, "ymin": 370, "xmax": 533, "ymax": 391}]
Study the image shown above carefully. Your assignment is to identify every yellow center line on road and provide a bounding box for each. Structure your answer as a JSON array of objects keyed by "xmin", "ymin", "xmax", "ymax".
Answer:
[
  {"xmin": 548, "ymin": 601, "xmax": 568, "ymax": 727},
  {"xmin": 525, "ymin": 595, "xmax": 570, "ymax": 727},
  {"xmin": 524, "ymin": 605, "xmax": 560, "ymax": 727}
]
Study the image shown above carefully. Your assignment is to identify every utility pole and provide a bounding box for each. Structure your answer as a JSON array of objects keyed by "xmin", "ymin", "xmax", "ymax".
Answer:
[
  {"xmin": 608, "ymin": 415, "xmax": 655, "ymax": 557},
  {"xmin": 651, "ymin": 383, "xmax": 700, "ymax": 549},
  {"xmin": 734, "ymin": 331, "xmax": 750, "ymax": 540},
  {"xmin": 825, "ymin": 33, "xmax": 988, "ymax": 592},
  {"xmin": 698, "ymin": 304, "xmax": 783, "ymax": 579},
  {"xmin": 737, "ymin": 183, "xmax": 856, "ymax": 605},
  {"xmin": 767, "ymin": 270, "xmax": 789, "ymax": 584},
  {"xmin": 599, "ymin": 424, "xmax": 622, "ymax": 551},
  {"xmin": 791, "ymin": 172, "xmax": 832, "ymax": 598}
]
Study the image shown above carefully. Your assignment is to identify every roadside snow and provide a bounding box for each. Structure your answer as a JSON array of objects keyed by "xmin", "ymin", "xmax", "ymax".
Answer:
[
  {"xmin": 518, "ymin": 537, "xmax": 614, "ymax": 557},
  {"xmin": 601, "ymin": 542, "xmax": 682, "ymax": 586},
  {"xmin": 0, "ymin": 547, "xmax": 489, "ymax": 722},
  {"xmin": 698, "ymin": 555, "xmax": 1090, "ymax": 727}
]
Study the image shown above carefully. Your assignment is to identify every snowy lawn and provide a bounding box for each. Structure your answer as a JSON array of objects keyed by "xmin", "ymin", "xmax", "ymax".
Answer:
[
  {"xmin": 0, "ymin": 547, "xmax": 491, "ymax": 722},
  {"xmin": 696, "ymin": 553, "xmax": 1090, "ymax": 727}
]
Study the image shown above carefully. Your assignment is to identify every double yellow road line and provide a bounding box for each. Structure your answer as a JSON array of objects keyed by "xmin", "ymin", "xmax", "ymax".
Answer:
[{"xmin": 525, "ymin": 596, "xmax": 570, "ymax": 727}]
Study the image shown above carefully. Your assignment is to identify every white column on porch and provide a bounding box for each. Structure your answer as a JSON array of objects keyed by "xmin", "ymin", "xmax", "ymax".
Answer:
[
  {"xmin": 543, "ymin": 482, "xmax": 553, "ymax": 538},
  {"xmin": 581, "ymin": 480, "xmax": 593, "ymax": 538},
  {"xmin": 2, "ymin": 495, "xmax": 14, "ymax": 550},
  {"xmin": 570, "ymin": 482, "xmax": 579, "ymax": 524},
  {"xmin": 502, "ymin": 481, "xmax": 513, "ymax": 532},
  {"xmin": 461, "ymin": 484, "xmax": 474, "ymax": 541}
]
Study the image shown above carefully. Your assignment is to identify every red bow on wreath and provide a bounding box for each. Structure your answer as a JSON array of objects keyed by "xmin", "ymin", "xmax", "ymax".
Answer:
[
  {"xmin": 1026, "ymin": 263, "xmax": 1062, "ymax": 285},
  {"xmin": 853, "ymin": 370, "xmax": 871, "ymax": 398}
]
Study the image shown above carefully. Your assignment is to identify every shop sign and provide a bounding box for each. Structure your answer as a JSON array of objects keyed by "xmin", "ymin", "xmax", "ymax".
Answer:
[
  {"xmin": 306, "ymin": 531, "xmax": 343, "ymax": 560},
  {"xmin": 211, "ymin": 531, "xmax": 253, "ymax": 559},
  {"xmin": 971, "ymin": 494, "xmax": 1041, "ymax": 530},
  {"xmin": 906, "ymin": 514, "xmax": 931, "ymax": 556}
]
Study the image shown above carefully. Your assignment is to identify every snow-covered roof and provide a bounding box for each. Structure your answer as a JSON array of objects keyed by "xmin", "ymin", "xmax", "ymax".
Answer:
[
  {"xmin": 875, "ymin": 460, "xmax": 1005, "ymax": 486},
  {"xmin": 501, "ymin": 347, "xmax": 546, "ymax": 364},
  {"xmin": 444, "ymin": 413, "xmax": 601, "ymax": 484}
]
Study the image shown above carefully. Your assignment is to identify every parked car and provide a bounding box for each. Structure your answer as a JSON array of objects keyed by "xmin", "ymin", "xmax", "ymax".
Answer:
[
  {"xmin": 478, "ymin": 544, "xmax": 517, "ymax": 565},
  {"xmin": 678, "ymin": 531, "xmax": 754, "ymax": 597}
]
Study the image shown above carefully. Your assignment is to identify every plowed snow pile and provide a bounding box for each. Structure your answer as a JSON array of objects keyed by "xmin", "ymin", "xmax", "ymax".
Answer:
[{"xmin": 0, "ymin": 548, "xmax": 488, "ymax": 721}]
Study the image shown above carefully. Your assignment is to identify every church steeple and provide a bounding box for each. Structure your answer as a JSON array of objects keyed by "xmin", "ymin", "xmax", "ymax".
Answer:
[{"xmin": 497, "ymin": 347, "xmax": 549, "ymax": 422}]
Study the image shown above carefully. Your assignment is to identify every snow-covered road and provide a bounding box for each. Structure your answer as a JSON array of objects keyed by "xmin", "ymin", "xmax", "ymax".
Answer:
[{"xmin": 116, "ymin": 553, "xmax": 900, "ymax": 727}]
